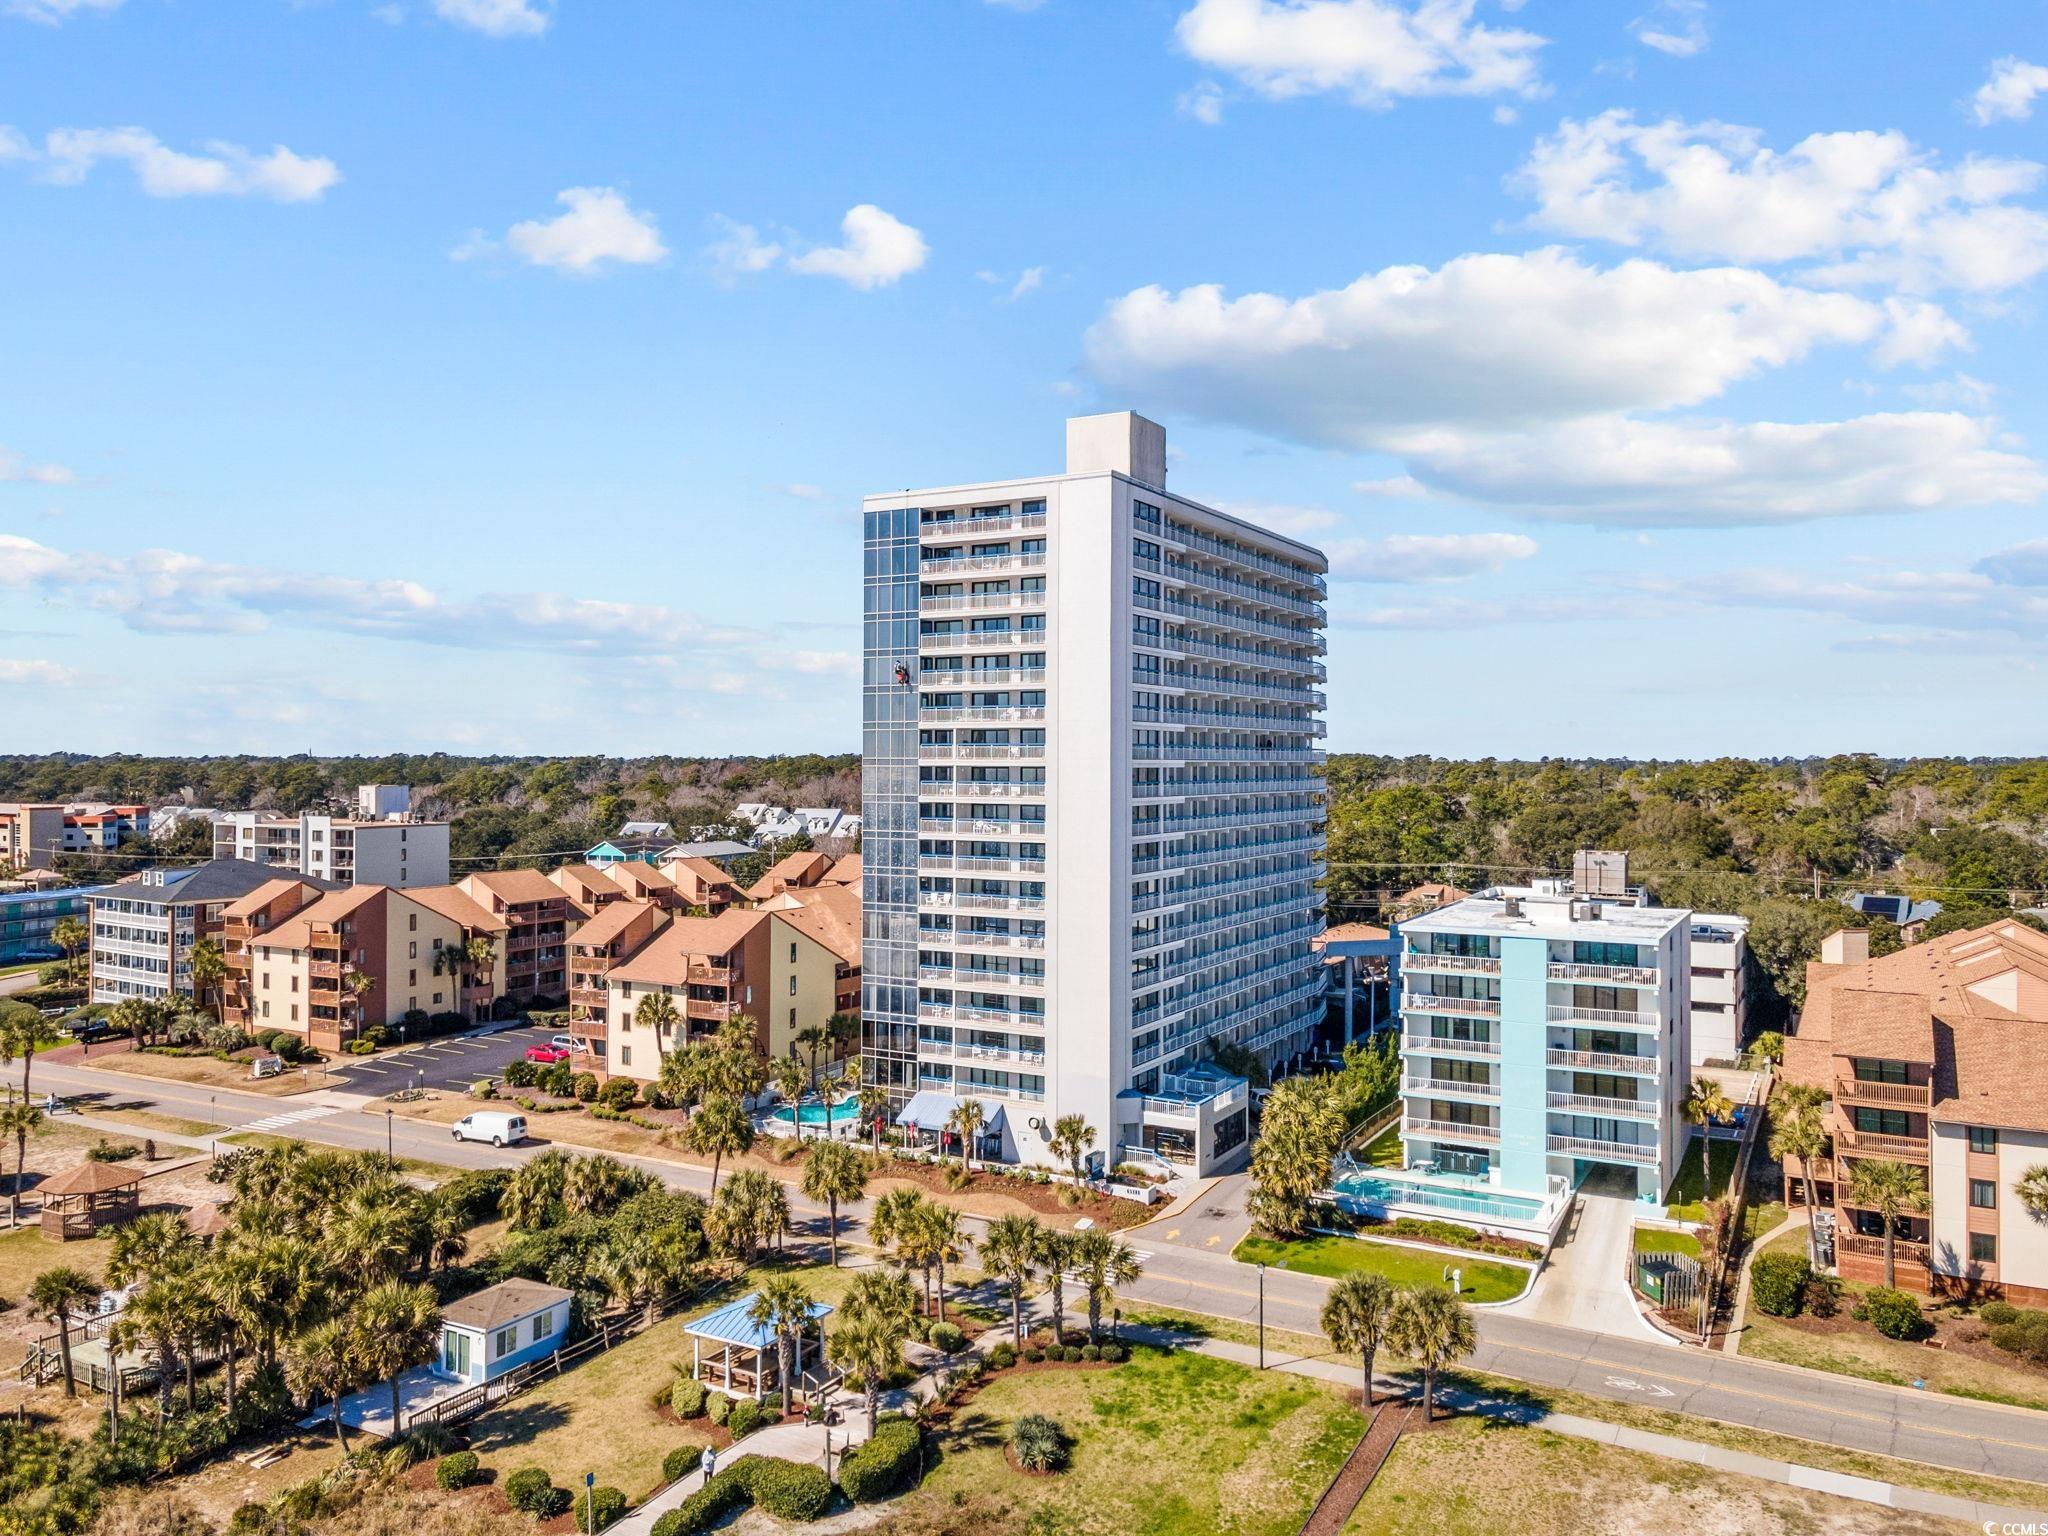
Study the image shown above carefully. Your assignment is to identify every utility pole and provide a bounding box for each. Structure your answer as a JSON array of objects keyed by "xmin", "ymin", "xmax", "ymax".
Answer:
[{"xmin": 1256, "ymin": 1263, "xmax": 1267, "ymax": 1370}]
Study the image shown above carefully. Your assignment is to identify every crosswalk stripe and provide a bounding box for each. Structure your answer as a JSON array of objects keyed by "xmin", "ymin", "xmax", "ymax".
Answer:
[{"xmin": 236, "ymin": 1106, "xmax": 339, "ymax": 1135}]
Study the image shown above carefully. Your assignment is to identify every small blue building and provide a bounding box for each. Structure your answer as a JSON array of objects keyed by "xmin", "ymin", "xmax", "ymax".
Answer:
[
  {"xmin": 435, "ymin": 1279, "xmax": 573, "ymax": 1385},
  {"xmin": 0, "ymin": 884, "xmax": 110, "ymax": 964}
]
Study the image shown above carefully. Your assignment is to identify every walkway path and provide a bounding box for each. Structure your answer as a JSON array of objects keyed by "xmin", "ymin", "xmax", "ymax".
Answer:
[{"xmin": 1500, "ymin": 1172, "xmax": 1664, "ymax": 1341}]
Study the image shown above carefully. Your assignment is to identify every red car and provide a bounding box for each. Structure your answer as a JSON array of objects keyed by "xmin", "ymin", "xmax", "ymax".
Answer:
[{"xmin": 525, "ymin": 1043, "xmax": 571, "ymax": 1064}]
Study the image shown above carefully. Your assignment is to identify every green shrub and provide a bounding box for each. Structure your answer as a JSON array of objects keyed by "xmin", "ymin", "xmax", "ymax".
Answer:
[
  {"xmin": 1012, "ymin": 1413, "xmax": 1069, "ymax": 1473},
  {"xmin": 502, "ymin": 1059, "xmax": 537, "ymax": 1089},
  {"xmin": 540, "ymin": 1063, "xmax": 574, "ymax": 1097},
  {"xmin": 530, "ymin": 1484, "xmax": 573, "ymax": 1519},
  {"xmin": 503, "ymin": 1466, "xmax": 552, "ymax": 1512},
  {"xmin": 927, "ymin": 1321, "xmax": 964, "ymax": 1355},
  {"xmin": 1079, "ymin": 1344, "xmax": 1101, "ymax": 1362},
  {"xmin": 227, "ymin": 1505, "xmax": 270, "ymax": 1536},
  {"xmin": 598, "ymin": 1077, "xmax": 639, "ymax": 1110},
  {"xmin": 1100, "ymin": 1342, "xmax": 1127, "ymax": 1363},
  {"xmin": 662, "ymin": 1444, "xmax": 704, "ymax": 1483},
  {"xmin": 662, "ymin": 1465, "xmax": 752, "ymax": 1534},
  {"xmin": 1861, "ymin": 1287, "xmax": 1928, "ymax": 1341},
  {"xmin": 651, "ymin": 1515, "xmax": 683, "ymax": 1536},
  {"xmin": 571, "ymin": 1071, "xmax": 600, "ymax": 1103},
  {"xmin": 1803, "ymin": 1271, "xmax": 1843, "ymax": 1318},
  {"xmin": 987, "ymin": 1342, "xmax": 1016, "ymax": 1370},
  {"xmin": 1061, "ymin": 1345, "xmax": 1084, "ymax": 1363},
  {"xmin": 838, "ymin": 1417, "xmax": 924, "ymax": 1503},
  {"xmin": 670, "ymin": 1377, "xmax": 707, "ymax": 1418},
  {"xmin": 434, "ymin": 1451, "xmax": 479, "ymax": 1490},
  {"xmin": 1980, "ymin": 1300, "xmax": 2022, "ymax": 1326},
  {"xmin": 572, "ymin": 1485, "xmax": 627, "ymax": 1530},
  {"xmin": 86, "ymin": 1139, "xmax": 139, "ymax": 1163},
  {"xmin": 1024, "ymin": 1346, "xmax": 1045, "ymax": 1364},
  {"xmin": 746, "ymin": 1457, "xmax": 833, "ymax": 1521},
  {"xmin": 727, "ymin": 1397, "xmax": 767, "ymax": 1438},
  {"xmin": 1750, "ymin": 1253, "xmax": 1810, "ymax": 1317},
  {"xmin": 1990, "ymin": 1314, "xmax": 2048, "ymax": 1364},
  {"xmin": 704, "ymin": 1391, "xmax": 732, "ymax": 1426}
]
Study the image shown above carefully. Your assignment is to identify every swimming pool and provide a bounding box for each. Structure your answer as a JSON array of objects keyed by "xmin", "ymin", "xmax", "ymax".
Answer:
[
  {"xmin": 771, "ymin": 1100, "xmax": 861, "ymax": 1128},
  {"xmin": 1329, "ymin": 1169, "xmax": 1551, "ymax": 1225}
]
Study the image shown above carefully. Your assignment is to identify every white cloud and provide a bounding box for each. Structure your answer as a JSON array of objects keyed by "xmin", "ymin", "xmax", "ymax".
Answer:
[
  {"xmin": 772, "ymin": 482, "xmax": 827, "ymax": 500},
  {"xmin": 1211, "ymin": 501, "xmax": 1343, "ymax": 538},
  {"xmin": 787, "ymin": 204, "xmax": 928, "ymax": 289},
  {"xmin": 1008, "ymin": 266, "xmax": 1045, "ymax": 300},
  {"xmin": 4, "ymin": 0, "xmax": 122, "ymax": 22},
  {"xmin": 1975, "ymin": 540, "xmax": 2048, "ymax": 586},
  {"xmin": 0, "ymin": 658, "xmax": 78, "ymax": 686},
  {"xmin": 1180, "ymin": 81, "xmax": 1227, "ymax": 124},
  {"xmin": 434, "ymin": 0, "xmax": 548, "ymax": 37},
  {"xmin": 704, "ymin": 215, "xmax": 783, "ymax": 283},
  {"xmin": 0, "ymin": 446, "xmax": 74, "ymax": 485},
  {"xmin": 1328, "ymin": 531, "xmax": 1538, "ymax": 581},
  {"xmin": 1085, "ymin": 248, "xmax": 1905, "ymax": 448},
  {"xmin": 1627, "ymin": 0, "xmax": 1706, "ymax": 57},
  {"xmin": 1902, "ymin": 372, "xmax": 1994, "ymax": 409},
  {"xmin": 1402, "ymin": 411, "xmax": 2047, "ymax": 527},
  {"xmin": 1352, "ymin": 475, "xmax": 1430, "ymax": 498},
  {"xmin": 1174, "ymin": 0, "xmax": 1546, "ymax": 107},
  {"xmin": 1972, "ymin": 57, "xmax": 2048, "ymax": 126},
  {"xmin": 497, "ymin": 186, "xmax": 666, "ymax": 274},
  {"xmin": 26, "ymin": 127, "xmax": 339, "ymax": 201},
  {"xmin": 1515, "ymin": 110, "xmax": 2048, "ymax": 293},
  {"xmin": 371, "ymin": 5, "xmax": 405, "ymax": 23}
]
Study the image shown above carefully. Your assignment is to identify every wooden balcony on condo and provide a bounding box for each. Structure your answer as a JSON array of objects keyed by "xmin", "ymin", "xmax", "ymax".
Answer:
[
  {"xmin": 1833, "ymin": 1123, "xmax": 1930, "ymax": 1162},
  {"xmin": 1833, "ymin": 1075, "xmax": 1933, "ymax": 1111}
]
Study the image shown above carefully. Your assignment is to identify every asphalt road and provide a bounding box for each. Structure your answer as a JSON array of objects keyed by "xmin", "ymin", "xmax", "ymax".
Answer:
[
  {"xmin": 320, "ymin": 1021, "xmax": 558, "ymax": 1094},
  {"xmin": 28, "ymin": 1052, "xmax": 2048, "ymax": 1494}
]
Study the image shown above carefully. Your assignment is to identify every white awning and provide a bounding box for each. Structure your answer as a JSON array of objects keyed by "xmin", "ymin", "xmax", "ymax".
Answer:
[{"xmin": 895, "ymin": 1089, "xmax": 958, "ymax": 1129}]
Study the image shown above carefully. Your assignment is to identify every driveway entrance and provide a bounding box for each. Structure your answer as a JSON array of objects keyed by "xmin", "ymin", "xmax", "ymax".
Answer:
[{"xmin": 1502, "ymin": 1166, "xmax": 1667, "ymax": 1341}]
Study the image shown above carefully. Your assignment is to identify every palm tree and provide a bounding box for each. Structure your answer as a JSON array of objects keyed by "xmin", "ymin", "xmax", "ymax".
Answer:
[
  {"xmin": 463, "ymin": 935, "xmax": 497, "ymax": 1016},
  {"xmin": 3, "ymin": 1101, "xmax": 41, "ymax": 1226},
  {"xmin": 325, "ymin": 1191, "xmax": 421, "ymax": 1292},
  {"xmin": 1682, "ymin": 1076, "xmax": 1736, "ymax": 1206},
  {"xmin": 108, "ymin": 1211, "xmax": 199, "ymax": 1416},
  {"xmin": 1768, "ymin": 1087, "xmax": 1830, "ymax": 1266},
  {"xmin": 286, "ymin": 1318, "xmax": 361, "ymax": 1452},
  {"xmin": 858, "ymin": 1084, "xmax": 891, "ymax": 1155},
  {"xmin": 1036, "ymin": 1229, "xmax": 1076, "ymax": 1346},
  {"xmin": 979, "ymin": 1213, "xmax": 1043, "ymax": 1347},
  {"xmin": 1321, "ymin": 1273, "xmax": 1397, "ymax": 1409},
  {"xmin": 2018, "ymin": 1165, "xmax": 2048, "ymax": 1224},
  {"xmin": 28, "ymin": 1266, "xmax": 100, "ymax": 1397},
  {"xmin": 1248, "ymin": 1076, "xmax": 1345, "ymax": 1237},
  {"xmin": 636, "ymin": 991, "xmax": 681, "ymax": 1059},
  {"xmin": 947, "ymin": 1098, "xmax": 986, "ymax": 1174},
  {"xmin": 1845, "ymin": 1158, "xmax": 1931, "ymax": 1288},
  {"xmin": 185, "ymin": 936, "xmax": 228, "ymax": 1030},
  {"xmin": 919, "ymin": 1201, "xmax": 964, "ymax": 1321},
  {"xmin": 351, "ymin": 1279, "xmax": 442, "ymax": 1436},
  {"xmin": 1069, "ymin": 1228, "xmax": 1142, "ymax": 1343},
  {"xmin": 562, "ymin": 1152, "xmax": 654, "ymax": 1217},
  {"xmin": 1386, "ymin": 1286, "xmax": 1477, "ymax": 1423},
  {"xmin": 794, "ymin": 1025, "xmax": 829, "ymax": 1093},
  {"xmin": 341, "ymin": 968, "xmax": 376, "ymax": 1044},
  {"xmin": 871, "ymin": 1187, "xmax": 934, "ymax": 1304},
  {"xmin": 503, "ymin": 1147, "xmax": 572, "ymax": 1230},
  {"xmin": 686, "ymin": 1093, "xmax": 753, "ymax": 1195},
  {"xmin": 748, "ymin": 1273, "xmax": 816, "ymax": 1416},
  {"xmin": 830, "ymin": 1266, "xmax": 917, "ymax": 1433},
  {"xmin": 109, "ymin": 996, "xmax": 160, "ymax": 1050},
  {"xmin": 800, "ymin": 1139, "xmax": 869, "ymax": 1265},
  {"xmin": 0, "ymin": 1011, "xmax": 58, "ymax": 1102},
  {"xmin": 1048, "ymin": 1114, "xmax": 1096, "ymax": 1187},
  {"xmin": 771, "ymin": 1056, "xmax": 809, "ymax": 1138},
  {"xmin": 423, "ymin": 1197, "xmax": 469, "ymax": 1274},
  {"xmin": 51, "ymin": 915, "xmax": 88, "ymax": 985}
]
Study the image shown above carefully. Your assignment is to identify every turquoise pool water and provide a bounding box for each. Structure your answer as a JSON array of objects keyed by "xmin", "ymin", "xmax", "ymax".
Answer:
[
  {"xmin": 1330, "ymin": 1170, "xmax": 1549, "ymax": 1224},
  {"xmin": 772, "ymin": 1100, "xmax": 861, "ymax": 1127}
]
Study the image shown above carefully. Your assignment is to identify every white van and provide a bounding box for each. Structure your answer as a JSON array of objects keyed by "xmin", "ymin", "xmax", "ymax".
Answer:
[{"xmin": 452, "ymin": 1111, "xmax": 527, "ymax": 1147}]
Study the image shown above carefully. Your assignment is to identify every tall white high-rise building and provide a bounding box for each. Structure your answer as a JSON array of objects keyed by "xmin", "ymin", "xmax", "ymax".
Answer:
[{"xmin": 862, "ymin": 412, "xmax": 1328, "ymax": 1178}]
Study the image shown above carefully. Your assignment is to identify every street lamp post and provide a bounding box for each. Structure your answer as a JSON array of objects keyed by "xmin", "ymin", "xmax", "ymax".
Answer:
[
  {"xmin": 385, "ymin": 1107, "xmax": 394, "ymax": 1162},
  {"xmin": 1257, "ymin": 1263, "xmax": 1267, "ymax": 1370}
]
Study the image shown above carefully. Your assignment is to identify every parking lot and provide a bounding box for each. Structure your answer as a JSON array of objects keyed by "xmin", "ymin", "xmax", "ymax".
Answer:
[{"xmin": 322, "ymin": 1021, "xmax": 560, "ymax": 1095}]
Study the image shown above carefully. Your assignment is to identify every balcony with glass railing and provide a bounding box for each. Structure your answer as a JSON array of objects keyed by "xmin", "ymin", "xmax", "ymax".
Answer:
[
  {"xmin": 1154, "ymin": 518, "xmax": 1328, "ymax": 594},
  {"xmin": 920, "ymin": 591, "xmax": 1048, "ymax": 615},
  {"xmin": 920, "ymin": 706, "xmax": 1046, "ymax": 725},
  {"xmin": 920, "ymin": 629, "xmax": 1052, "ymax": 653},
  {"xmin": 919, "ymin": 890, "xmax": 1046, "ymax": 913},
  {"xmin": 1402, "ymin": 951, "xmax": 1501, "ymax": 978},
  {"xmin": 919, "ymin": 551, "xmax": 1047, "ymax": 577},
  {"xmin": 1403, "ymin": 992, "xmax": 1501, "ymax": 1018},
  {"xmin": 921, "ymin": 508, "xmax": 1047, "ymax": 540},
  {"xmin": 1403, "ymin": 1032, "xmax": 1501, "ymax": 1059}
]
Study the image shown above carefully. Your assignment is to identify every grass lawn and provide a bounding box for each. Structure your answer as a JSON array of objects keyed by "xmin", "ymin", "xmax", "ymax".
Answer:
[
  {"xmin": 1234, "ymin": 1233, "xmax": 1530, "ymax": 1303},
  {"xmin": 1632, "ymin": 1227, "xmax": 1701, "ymax": 1259},
  {"xmin": 1738, "ymin": 1301, "xmax": 2048, "ymax": 1413},
  {"xmin": 1339, "ymin": 1413, "xmax": 1960, "ymax": 1536},
  {"xmin": 0, "ymin": 1224, "xmax": 114, "ymax": 1302},
  {"xmin": 461, "ymin": 1256, "xmax": 862, "ymax": 1504},
  {"xmin": 912, "ymin": 1345, "xmax": 1362, "ymax": 1536},
  {"xmin": 1662, "ymin": 1138, "xmax": 1737, "ymax": 1220},
  {"xmin": 1360, "ymin": 1124, "xmax": 1403, "ymax": 1169}
]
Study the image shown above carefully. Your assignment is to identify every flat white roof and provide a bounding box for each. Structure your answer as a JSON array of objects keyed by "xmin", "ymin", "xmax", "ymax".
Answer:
[{"xmin": 1404, "ymin": 890, "xmax": 1692, "ymax": 943}]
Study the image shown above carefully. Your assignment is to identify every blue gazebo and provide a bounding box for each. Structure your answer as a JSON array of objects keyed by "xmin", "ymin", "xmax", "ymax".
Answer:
[{"xmin": 683, "ymin": 1292, "xmax": 833, "ymax": 1401}]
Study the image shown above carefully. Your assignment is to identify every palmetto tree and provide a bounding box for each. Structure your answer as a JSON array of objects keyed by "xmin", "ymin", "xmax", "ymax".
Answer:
[
  {"xmin": 858, "ymin": 1084, "xmax": 891, "ymax": 1156},
  {"xmin": 947, "ymin": 1099, "xmax": 986, "ymax": 1174},
  {"xmin": 286, "ymin": 1319, "xmax": 362, "ymax": 1453},
  {"xmin": 1069, "ymin": 1228, "xmax": 1142, "ymax": 1343},
  {"xmin": 1386, "ymin": 1285, "xmax": 1477, "ymax": 1423},
  {"xmin": 1247, "ymin": 1076, "xmax": 1344, "ymax": 1238},
  {"xmin": 800, "ymin": 1139, "xmax": 869, "ymax": 1266},
  {"xmin": 562, "ymin": 1152, "xmax": 655, "ymax": 1217},
  {"xmin": 686, "ymin": 1093, "xmax": 753, "ymax": 1196},
  {"xmin": 3, "ymin": 1101, "xmax": 41, "ymax": 1226},
  {"xmin": 325, "ymin": 1190, "xmax": 422, "ymax": 1292},
  {"xmin": 109, "ymin": 996, "xmax": 161, "ymax": 1051},
  {"xmin": 1320, "ymin": 1272, "xmax": 1397, "ymax": 1409},
  {"xmin": 795, "ymin": 1025, "xmax": 829, "ymax": 1093},
  {"xmin": 2018, "ymin": 1165, "xmax": 2048, "ymax": 1224},
  {"xmin": 185, "ymin": 936, "xmax": 228, "ymax": 1030},
  {"xmin": 1768, "ymin": 1085, "xmax": 1830, "ymax": 1266},
  {"xmin": 1845, "ymin": 1158, "xmax": 1931, "ymax": 1288},
  {"xmin": 636, "ymin": 991, "xmax": 681, "ymax": 1059},
  {"xmin": 871, "ymin": 1186, "xmax": 934, "ymax": 1304},
  {"xmin": 979, "ymin": 1213, "xmax": 1043, "ymax": 1347},
  {"xmin": 748, "ymin": 1273, "xmax": 816, "ymax": 1416},
  {"xmin": 0, "ymin": 1011, "xmax": 58, "ymax": 1102},
  {"xmin": 28, "ymin": 1265, "xmax": 100, "ymax": 1397},
  {"xmin": 1682, "ymin": 1076, "xmax": 1736, "ymax": 1206},
  {"xmin": 919, "ymin": 1201, "xmax": 965, "ymax": 1321},
  {"xmin": 423, "ymin": 1197, "xmax": 469, "ymax": 1274},
  {"xmin": 108, "ymin": 1211, "xmax": 200, "ymax": 1416},
  {"xmin": 503, "ymin": 1148, "xmax": 572, "ymax": 1230},
  {"xmin": 51, "ymin": 915, "xmax": 88, "ymax": 985},
  {"xmin": 1048, "ymin": 1114, "xmax": 1095, "ymax": 1187},
  {"xmin": 1035, "ymin": 1228, "xmax": 1076, "ymax": 1345},
  {"xmin": 351, "ymin": 1279, "xmax": 442, "ymax": 1436},
  {"xmin": 463, "ymin": 935, "xmax": 497, "ymax": 1013},
  {"xmin": 224, "ymin": 1231, "xmax": 325, "ymax": 1367},
  {"xmin": 771, "ymin": 1055, "xmax": 809, "ymax": 1137},
  {"xmin": 341, "ymin": 967, "xmax": 376, "ymax": 1043},
  {"xmin": 830, "ymin": 1266, "xmax": 917, "ymax": 1433}
]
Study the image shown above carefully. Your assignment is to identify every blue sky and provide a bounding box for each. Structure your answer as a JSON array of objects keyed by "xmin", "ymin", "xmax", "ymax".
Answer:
[{"xmin": 3, "ymin": 0, "xmax": 2046, "ymax": 759}]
